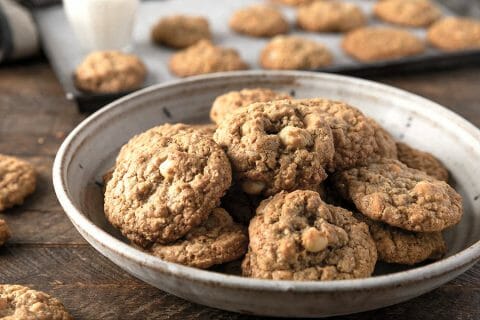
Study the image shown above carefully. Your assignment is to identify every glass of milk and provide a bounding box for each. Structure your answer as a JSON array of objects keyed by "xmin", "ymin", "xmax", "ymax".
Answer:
[{"xmin": 63, "ymin": 0, "xmax": 139, "ymax": 52}]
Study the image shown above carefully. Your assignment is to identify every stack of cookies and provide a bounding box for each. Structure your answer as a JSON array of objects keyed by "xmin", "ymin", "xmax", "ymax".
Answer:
[{"xmin": 103, "ymin": 89, "xmax": 463, "ymax": 281}]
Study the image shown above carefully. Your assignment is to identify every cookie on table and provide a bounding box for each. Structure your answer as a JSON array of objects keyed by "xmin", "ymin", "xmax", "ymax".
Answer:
[
  {"xmin": 374, "ymin": 0, "xmax": 441, "ymax": 27},
  {"xmin": 297, "ymin": 1, "xmax": 366, "ymax": 33},
  {"xmin": 151, "ymin": 15, "xmax": 211, "ymax": 49},
  {"xmin": 427, "ymin": 17, "xmax": 480, "ymax": 51},
  {"xmin": 214, "ymin": 100, "xmax": 335, "ymax": 196},
  {"xmin": 169, "ymin": 40, "xmax": 248, "ymax": 77},
  {"xmin": 332, "ymin": 158, "xmax": 463, "ymax": 232},
  {"xmin": 146, "ymin": 208, "xmax": 248, "ymax": 269},
  {"xmin": 0, "ymin": 219, "xmax": 10, "ymax": 246},
  {"xmin": 229, "ymin": 4, "xmax": 289, "ymax": 37},
  {"xmin": 0, "ymin": 285, "xmax": 73, "ymax": 320},
  {"xmin": 397, "ymin": 142, "xmax": 449, "ymax": 181},
  {"xmin": 342, "ymin": 27, "xmax": 425, "ymax": 62},
  {"xmin": 260, "ymin": 36, "xmax": 332, "ymax": 70},
  {"xmin": 242, "ymin": 190, "xmax": 377, "ymax": 280},
  {"xmin": 210, "ymin": 88, "xmax": 291, "ymax": 124},
  {"xmin": 0, "ymin": 154, "xmax": 36, "ymax": 212},
  {"xmin": 104, "ymin": 129, "xmax": 232, "ymax": 247}
]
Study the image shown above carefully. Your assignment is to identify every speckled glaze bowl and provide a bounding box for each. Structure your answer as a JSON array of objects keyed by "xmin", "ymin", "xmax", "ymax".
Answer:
[{"xmin": 53, "ymin": 71, "xmax": 480, "ymax": 317}]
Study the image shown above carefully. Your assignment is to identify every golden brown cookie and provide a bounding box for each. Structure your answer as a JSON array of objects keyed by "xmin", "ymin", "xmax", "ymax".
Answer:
[
  {"xmin": 374, "ymin": 0, "xmax": 441, "ymax": 27},
  {"xmin": 0, "ymin": 219, "xmax": 10, "ymax": 246},
  {"xmin": 0, "ymin": 285, "xmax": 72, "ymax": 320},
  {"xmin": 427, "ymin": 17, "xmax": 480, "ymax": 51},
  {"xmin": 151, "ymin": 15, "xmax": 211, "ymax": 49},
  {"xmin": 342, "ymin": 27, "xmax": 425, "ymax": 62},
  {"xmin": 229, "ymin": 5, "xmax": 289, "ymax": 37},
  {"xmin": 169, "ymin": 40, "xmax": 248, "ymax": 77},
  {"xmin": 0, "ymin": 154, "xmax": 36, "ymax": 212},
  {"xmin": 210, "ymin": 88, "xmax": 291, "ymax": 124},
  {"xmin": 397, "ymin": 142, "xmax": 449, "ymax": 181},
  {"xmin": 297, "ymin": 1, "xmax": 366, "ymax": 32},
  {"xmin": 332, "ymin": 158, "xmax": 463, "ymax": 232},
  {"xmin": 260, "ymin": 36, "xmax": 333, "ymax": 70},
  {"xmin": 74, "ymin": 51, "xmax": 147, "ymax": 93},
  {"xmin": 242, "ymin": 190, "xmax": 377, "ymax": 280}
]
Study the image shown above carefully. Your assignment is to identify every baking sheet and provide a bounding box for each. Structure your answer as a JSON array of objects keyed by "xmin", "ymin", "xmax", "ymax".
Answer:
[{"xmin": 34, "ymin": 0, "xmax": 480, "ymax": 112}]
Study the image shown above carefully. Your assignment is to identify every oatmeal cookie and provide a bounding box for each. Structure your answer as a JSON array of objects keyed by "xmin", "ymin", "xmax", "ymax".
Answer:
[
  {"xmin": 0, "ymin": 285, "xmax": 72, "ymax": 320},
  {"xmin": 374, "ymin": 0, "xmax": 441, "ymax": 27},
  {"xmin": 210, "ymin": 88, "xmax": 291, "ymax": 124},
  {"xmin": 342, "ymin": 27, "xmax": 425, "ymax": 62},
  {"xmin": 427, "ymin": 17, "xmax": 480, "ymax": 51},
  {"xmin": 242, "ymin": 190, "xmax": 377, "ymax": 280},
  {"xmin": 0, "ymin": 219, "xmax": 10, "ymax": 246},
  {"xmin": 0, "ymin": 154, "xmax": 36, "ymax": 212},
  {"xmin": 105, "ymin": 130, "xmax": 232, "ymax": 247},
  {"xmin": 397, "ymin": 142, "xmax": 448, "ymax": 181},
  {"xmin": 213, "ymin": 100, "xmax": 334, "ymax": 196},
  {"xmin": 146, "ymin": 208, "xmax": 248, "ymax": 268},
  {"xmin": 332, "ymin": 158, "xmax": 463, "ymax": 232},
  {"xmin": 151, "ymin": 15, "xmax": 211, "ymax": 49},
  {"xmin": 297, "ymin": 1, "xmax": 366, "ymax": 32},
  {"xmin": 74, "ymin": 51, "xmax": 147, "ymax": 93},
  {"xmin": 229, "ymin": 5, "xmax": 289, "ymax": 37},
  {"xmin": 169, "ymin": 40, "xmax": 248, "ymax": 77}
]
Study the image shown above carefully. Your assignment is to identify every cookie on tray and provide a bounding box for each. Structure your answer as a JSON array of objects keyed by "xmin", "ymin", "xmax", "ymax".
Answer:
[
  {"xmin": 214, "ymin": 100, "xmax": 335, "ymax": 196},
  {"xmin": 397, "ymin": 142, "xmax": 449, "ymax": 181},
  {"xmin": 229, "ymin": 4, "xmax": 289, "ymax": 37},
  {"xmin": 242, "ymin": 190, "xmax": 377, "ymax": 280},
  {"xmin": 342, "ymin": 27, "xmax": 425, "ymax": 62},
  {"xmin": 169, "ymin": 40, "xmax": 248, "ymax": 77},
  {"xmin": 0, "ymin": 219, "xmax": 10, "ymax": 246},
  {"xmin": 374, "ymin": 0, "xmax": 441, "ymax": 27},
  {"xmin": 427, "ymin": 17, "xmax": 480, "ymax": 51},
  {"xmin": 0, "ymin": 154, "xmax": 36, "ymax": 212},
  {"xmin": 151, "ymin": 15, "xmax": 211, "ymax": 49},
  {"xmin": 332, "ymin": 158, "xmax": 463, "ymax": 232},
  {"xmin": 74, "ymin": 51, "xmax": 147, "ymax": 94},
  {"xmin": 297, "ymin": 1, "xmax": 366, "ymax": 32},
  {"xmin": 260, "ymin": 36, "xmax": 333, "ymax": 70}
]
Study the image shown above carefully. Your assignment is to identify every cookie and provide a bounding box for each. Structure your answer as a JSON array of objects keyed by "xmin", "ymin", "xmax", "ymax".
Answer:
[
  {"xmin": 0, "ymin": 285, "xmax": 72, "ymax": 320},
  {"xmin": 169, "ymin": 40, "xmax": 248, "ymax": 77},
  {"xmin": 0, "ymin": 154, "xmax": 36, "ymax": 212},
  {"xmin": 146, "ymin": 208, "xmax": 248, "ymax": 269},
  {"xmin": 210, "ymin": 88, "xmax": 291, "ymax": 124},
  {"xmin": 332, "ymin": 158, "xmax": 463, "ymax": 232},
  {"xmin": 342, "ymin": 27, "xmax": 425, "ymax": 62},
  {"xmin": 105, "ymin": 129, "xmax": 232, "ymax": 247},
  {"xmin": 0, "ymin": 219, "xmax": 10, "ymax": 246},
  {"xmin": 74, "ymin": 51, "xmax": 147, "ymax": 93},
  {"xmin": 151, "ymin": 15, "xmax": 211, "ymax": 49},
  {"xmin": 297, "ymin": 1, "xmax": 366, "ymax": 32},
  {"xmin": 260, "ymin": 36, "xmax": 333, "ymax": 70},
  {"xmin": 242, "ymin": 190, "xmax": 377, "ymax": 280},
  {"xmin": 229, "ymin": 5, "xmax": 289, "ymax": 37},
  {"xmin": 220, "ymin": 183, "xmax": 263, "ymax": 225},
  {"xmin": 397, "ymin": 142, "xmax": 449, "ymax": 181},
  {"xmin": 374, "ymin": 0, "xmax": 441, "ymax": 27},
  {"xmin": 214, "ymin": 100, "xmax": 335, "ymax": 196},
  {"xmin": 427, "ymin": 17, "xmax": 480, "ymax": 51}
]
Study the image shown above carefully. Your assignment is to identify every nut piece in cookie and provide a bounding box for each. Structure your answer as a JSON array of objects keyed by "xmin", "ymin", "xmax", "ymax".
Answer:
[
  {"xmin": 374, "ymin": 0, "xmax": 441, "ymax": 27},
  {"xmin": 427, "ymin": 17, "xmax": 480, "ymax": 51},
  {"xmin": 74, "ymin": 51, "xmax": 147, "ymax": 94},
  {"xmin": 242, "ymin": 190, "xmax": 377, "ymax": 280},
  {"xmin": 214, "ymin": 100, "xmax": 334, "ymax": 196},
  {"xmin": 0, "ymin": 154, "xmax": 36, "ymax": 212},
  {"xmin": 332, "ymin": 158, "xmax": 463, "ymax": 232},
  {"xmin": 104, "ymin": 129, "xmax": 232, "ymax": 247},
  {"xmin": 260, "ymin": 36, "xmax": 333, "ymax": 70},
  {"xmin": 210, "ymin": 88, "xmax": 291, "ymax": 124},
  {"xmin": 0, "ymin": 284, "xmax": 73, "ymax": 319},
  {"xmin": 151, "ymin": 15, "xmax": 211, "ymax": 49},
  {"xmin": 342, "ymin": 27, "xmax": 425, "ymax": 62},
  {"xmin": 0, "ymin": 219, "xmax": 10, "ymax": 246},
  {"xmin": 230, "ymin": 5, "xmax": 289, "ymax": 37},
  {"xmin": 397, "ymin": 142, "xmax": 448, "ymax": 182},
  {"xmin": 146, "ymin": 208, "xmax": 248, "ymax": 269},
  {"xmin": 297, "ymin": 1, "xmax": 366, "ymax": 32},
  {"xmin": 169, "ymin": 40, "xmax": 248, "ymax": 77}
]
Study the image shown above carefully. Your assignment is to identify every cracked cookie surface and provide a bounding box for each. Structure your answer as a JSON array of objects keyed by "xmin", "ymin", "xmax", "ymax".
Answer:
[
  {"xmin": 0, "ymin": 154, "xmax": 36, "ymax": 212},
  {"xmin": 427, "ymin": 17, "xmax": 480, "ymax": 51},
  {"xmin": 230, "ymin": 5, "xmax": 289, "ymax": 37},
  {"xmin": 374, "ymin": 0, "xmax": 441, "ymax": 27},
  {"xmin": 397, "ymin": 142, "xmax": 448, "ymax": 182},
  {"xmin": 151, "ymin": 15, "xmax": 211, "ymax": 49}
]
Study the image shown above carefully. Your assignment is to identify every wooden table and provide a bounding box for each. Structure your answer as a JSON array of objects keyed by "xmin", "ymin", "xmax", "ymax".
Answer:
[{"xmin": 0, "ymin": 60, "xmax": 479, "ymax": 319}]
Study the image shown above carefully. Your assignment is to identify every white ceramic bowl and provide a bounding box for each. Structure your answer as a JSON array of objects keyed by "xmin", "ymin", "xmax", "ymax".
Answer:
[{"xmin": 53, "ymin": 71, "xmax": 480, "ymax": 317}]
